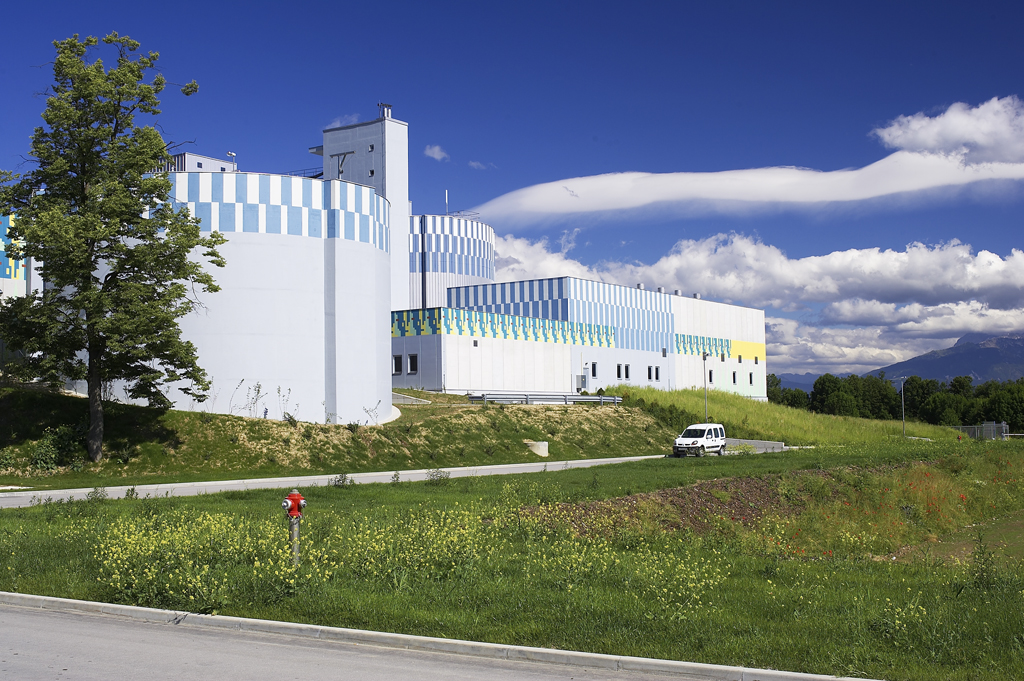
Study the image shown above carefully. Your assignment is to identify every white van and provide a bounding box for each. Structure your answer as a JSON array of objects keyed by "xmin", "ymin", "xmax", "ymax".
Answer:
[{"xmin": 672, "ymin": 423, "xmax": 726, "ymax": 457}]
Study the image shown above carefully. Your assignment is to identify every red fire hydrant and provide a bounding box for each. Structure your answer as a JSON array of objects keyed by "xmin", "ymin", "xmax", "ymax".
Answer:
[
  {"xmin": 282, "ymin": 489, "xmax": 306, "ymax": 565},
  {"xmin": 282, "ymin": 490, "xmax": 306, "ymax": 518}
]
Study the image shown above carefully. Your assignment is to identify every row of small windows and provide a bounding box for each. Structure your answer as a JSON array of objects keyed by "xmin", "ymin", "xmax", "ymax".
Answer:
[
  {"xmin": 395, "ymin": 347, "xmax": 759, "ymax": 386},
  {"xmin": 595, "ymin": 362, "xmax": 662, "ymax": 382},
  {"xmin": 710, "ymin": 353, "xmax": 760, "ymax": 364},
  {"xmin": 707, "ymin": 370, "xmax": 756, "ymax": 386},
  {"xmin": 393, "ymin": 354, "xmax": 418, "ymax": 375},
  {"xmin": 593, "ymin": 363, "xmax": 759, "ymax": 385}
]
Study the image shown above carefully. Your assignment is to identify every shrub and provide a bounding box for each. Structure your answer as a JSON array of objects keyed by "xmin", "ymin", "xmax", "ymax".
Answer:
[
  {"xmin": 0, "ymin": 447, "xmax": 17, "ymax": 470},
  {"xmin": 425, "ymin": 467, "xmax": 451, "ymax": 486},
  {"xmin": 32, "ymin": 424, "xmax": 85, "ymax": 470}
]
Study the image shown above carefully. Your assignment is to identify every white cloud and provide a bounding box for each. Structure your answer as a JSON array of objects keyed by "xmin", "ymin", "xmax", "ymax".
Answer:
[
  {"xmin": 493, "ymin": 232, "xmax": 1024, "ymax": 374},
  {"xmin": 497, "ymin": 233, "xmax": 1024, "ymax": 310},
  {"xmin": 474, "ymin": 97, "xmax": 1024, "ymax": 224},
  {"xmin": 326, "ymin": 113, "xmax": 359, "ymax": 128},
  {"xmin": 468, "ymin": 161, "xmax": 487, "ymax": 170},
  {"xmin": 764, "ymin": 318, "xmax": 950, "ymax": 375},
  {"xmin": 424, "ymin": 145, "xmax": 450, "ymax": 161},
  {"xmin": 874, "ymin": 96, "xmax": 1024, "ymax": 163}
]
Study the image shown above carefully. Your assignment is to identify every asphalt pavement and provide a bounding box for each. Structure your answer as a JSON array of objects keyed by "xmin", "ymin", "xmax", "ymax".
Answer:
[
  {"xmin": 0, "ymin": 603, "xmax": 651, "ymax": 681},
  {"xmin": 0, "ymin": 594, "xmax": 872, "ymax": 681}
]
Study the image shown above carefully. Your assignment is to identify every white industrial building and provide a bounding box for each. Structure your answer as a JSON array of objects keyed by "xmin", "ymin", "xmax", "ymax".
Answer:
[
  {"xmin": 391, "ymin": 278, "xmax": 767, "ymax": 399},
  {"xmin": 0, "ymin": 106, "xmax": 769, "ymax": 423}
]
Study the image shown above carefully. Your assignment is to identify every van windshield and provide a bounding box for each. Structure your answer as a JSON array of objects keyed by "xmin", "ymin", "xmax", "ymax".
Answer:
[{"xmin": 681, "ymin": 428, "xmax": 706, "ymax": 438}]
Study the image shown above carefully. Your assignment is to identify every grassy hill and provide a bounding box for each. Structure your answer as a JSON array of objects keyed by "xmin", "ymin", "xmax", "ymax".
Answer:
[
  {"xmin": 609, "ymin": 385, "xmax": 954, "ymax": 445},
  {"xmin": 0, "ymin": 387, "xmax": 677, "ymax": 490},
  {"xmin": 1, "ymin": 384, "xmax": 956, "ymax": 490}
]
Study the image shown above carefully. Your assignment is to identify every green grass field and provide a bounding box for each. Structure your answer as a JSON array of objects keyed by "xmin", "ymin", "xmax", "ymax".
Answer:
[
  {"xmin": 608, "ymin": 385, "xmax": 955, "ymax": 445},
  {"xmin": 4, "ymin": 384, "xmax": 1023, "ymax": 678},
  {"xmin": 2, "ymin": 438, "xmax": 1022, "ymax": 680}
]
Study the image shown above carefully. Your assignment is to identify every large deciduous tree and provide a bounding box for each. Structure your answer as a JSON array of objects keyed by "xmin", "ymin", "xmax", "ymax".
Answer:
[{"xmin": 0, "ymin": 33, "xmax": 226, "ymax": 462}]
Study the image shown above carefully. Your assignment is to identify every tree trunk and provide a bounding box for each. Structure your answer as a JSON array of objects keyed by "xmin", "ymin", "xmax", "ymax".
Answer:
[{"xmin": 86, "ymin": 340, "xmax": 104, "ymax": 462}]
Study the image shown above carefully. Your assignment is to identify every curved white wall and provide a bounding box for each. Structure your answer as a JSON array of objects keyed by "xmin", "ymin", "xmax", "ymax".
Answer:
[{"xmin": 163, "ymin": 172, "xmax": 392, "ymax": 424}]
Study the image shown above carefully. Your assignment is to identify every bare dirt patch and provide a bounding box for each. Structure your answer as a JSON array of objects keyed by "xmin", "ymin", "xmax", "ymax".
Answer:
[{"xmin": 536, "ymin": 475, "xmax": 797, "ymax": 537}]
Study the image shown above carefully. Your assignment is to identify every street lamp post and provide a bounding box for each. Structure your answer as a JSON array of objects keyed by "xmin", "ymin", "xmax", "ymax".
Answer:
[{"xmin": 702, "ymin": 352, "xmax": 709, "ymax": 422}]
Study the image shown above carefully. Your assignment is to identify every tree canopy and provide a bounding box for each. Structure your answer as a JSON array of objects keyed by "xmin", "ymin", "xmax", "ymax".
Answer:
[
  {"xmin": 0, "ymin": 33, "xmax": 226, "ymax": 461},
  {"xmin": 767, "ymin": 371, "xmax": 1024, "ymax": 432}
]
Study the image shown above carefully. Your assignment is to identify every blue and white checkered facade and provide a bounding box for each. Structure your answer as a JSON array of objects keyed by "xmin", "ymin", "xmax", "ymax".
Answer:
[
  {"xmin": 409, "ymin": 215, "xmax": 494, "ymax": 308},
  {"xmin": 167, "ymin": 173, "xmax": 389, "ymax": 252},
  {"xmin": 0, "ymin": 215, "xmax": 27, "ymax": 301},
  {"xmin": 447, "ymin": 277, "xmax": 675, "ymax": 353}
]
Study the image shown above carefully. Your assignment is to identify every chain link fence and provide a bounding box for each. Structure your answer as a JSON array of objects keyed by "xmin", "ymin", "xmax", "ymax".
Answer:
[{"xmin": 951, "ymin": 421, "xmax": 1009, "ymax": 440}]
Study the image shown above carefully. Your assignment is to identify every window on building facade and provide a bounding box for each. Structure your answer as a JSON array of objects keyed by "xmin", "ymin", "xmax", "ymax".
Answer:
[
  {"xmin": 662, "ymin": 347, "xmax": 667, "ymax": 357},
  {"xmin": 647, "ymin": 366, "xmax": 653, "ymax": 381},
  {"xmin": 625, "ymin": 364, "xmax": 630, "ymax": 380},
  {"xmin": 755, "ymin": 356, "xmax": 759, "ymax": 364},
  {"xmin": 655, "ymin": 366, "xmax": 660, "ymax": 381},
  {"xmin": 738, "ymin": 355, "xmax": 743, "ymax": 363},
  {"xmin": 732, "ymin": 371, "xmax": 737, "ymax": 384},
  {"xmin": 591, "ymin": 363, "xmax": 597, "ymax": 378},
  {"xmin": 709, "ymin": 370, "xmax": 714, "ymax": 383},
  {"xmin": 473, "ymin": 339, "xmax": 478, "ymax": 347},
  {"xmin": 617, "ymin": 364, "xmax": 622, "ymax": 379},
  {"xmin": 749, "ymin": 372, "xmax": 754, "ymax": 385},
  {"xmin": 721, "ymin": 353, "xmax": 725, "ymax": 362},
  {"xmin": 408, "ymin": 354, "xmax": 418, "ymax": 374},
  {"xmin": 392, "ymin": 355, "xmax": 402, "ymax": 375}
]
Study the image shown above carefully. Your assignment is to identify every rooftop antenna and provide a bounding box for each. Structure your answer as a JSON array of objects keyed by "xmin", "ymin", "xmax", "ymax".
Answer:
[
  {"xmin": 377, "ymin": 102, "xmax": 392, "ymax": 119},
  {"xmin": 445, "ymin": 190, "xmax": 449, "ymax": 216},
  {"xmin": 226, "ymin": 151, "xmax": 236, "ymax": 172}
]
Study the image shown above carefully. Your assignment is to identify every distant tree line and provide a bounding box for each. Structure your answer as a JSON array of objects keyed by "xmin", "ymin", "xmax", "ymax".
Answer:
[{"xmin": 767, "ymin": 373, "xmax": 1024, "ymax": 433}]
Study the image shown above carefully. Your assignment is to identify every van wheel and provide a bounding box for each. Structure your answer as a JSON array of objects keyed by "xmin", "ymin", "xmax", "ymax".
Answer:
[
  {"xmin": 697, "ymin": 446, "xmax": 705, "ymax": 457},
  {"xmin": 718, "ymin": 446, "xmax": 725, "ymax": 456}
]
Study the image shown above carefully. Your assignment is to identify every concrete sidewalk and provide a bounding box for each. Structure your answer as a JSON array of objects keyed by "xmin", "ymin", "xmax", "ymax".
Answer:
[
  {"xmin": 726, "ymin": 438, "xmax": 786, "ymax": 453},
  {"xmin": 0, "ymin": 455, "xmax": 664, "ymax": 509}
]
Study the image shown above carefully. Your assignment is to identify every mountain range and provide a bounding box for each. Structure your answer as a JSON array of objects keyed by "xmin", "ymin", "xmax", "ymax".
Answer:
[
  {"xmin": 775, "ymin": 333, "xmax": 1024, "ymax": 392},
  {"xmin": 868, "ymin": 334, "xmax": 1024, "ymax": 384}
]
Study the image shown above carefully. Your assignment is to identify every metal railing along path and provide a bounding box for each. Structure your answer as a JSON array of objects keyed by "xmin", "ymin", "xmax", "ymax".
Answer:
[{"xmin": 469, "ymin": 393, "xmax": 622, "ymax": 405}]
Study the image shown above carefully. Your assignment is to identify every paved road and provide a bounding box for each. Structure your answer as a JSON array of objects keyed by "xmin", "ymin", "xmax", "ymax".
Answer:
[
  {"xmin": 0, "ymin": 604, "xmax": 666, "ymax": 681},
  {"xmin": 0, "ymin": 455, "xmax": 664, "ymax": 509}
]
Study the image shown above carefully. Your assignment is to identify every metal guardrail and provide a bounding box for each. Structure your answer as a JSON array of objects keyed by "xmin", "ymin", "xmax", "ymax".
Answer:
[{"xmin": 469, "ymin": 393, "xmax": 622, "ymax": 405}]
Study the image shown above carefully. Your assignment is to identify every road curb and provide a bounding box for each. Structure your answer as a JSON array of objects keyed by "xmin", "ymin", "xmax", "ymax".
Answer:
[{"xmin": 0, "ymin": 591, "xmax": 875, "ymax": 681}]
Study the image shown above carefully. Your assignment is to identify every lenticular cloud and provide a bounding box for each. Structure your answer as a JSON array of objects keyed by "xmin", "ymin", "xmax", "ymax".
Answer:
[{"xmin": 474, "ymin": 97, "xmax": 1024, "ymax": 223}]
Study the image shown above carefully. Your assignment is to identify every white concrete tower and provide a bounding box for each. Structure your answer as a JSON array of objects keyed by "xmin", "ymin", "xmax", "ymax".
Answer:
[{"xmin": 313, "ymin": 104, "xmax": 410, "ymax": 311}]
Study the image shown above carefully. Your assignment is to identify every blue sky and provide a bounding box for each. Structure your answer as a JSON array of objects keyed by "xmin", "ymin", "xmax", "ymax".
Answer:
[{"xmin": 3, "ymin": 1, "xmax": 1024, "ymax": 375}]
